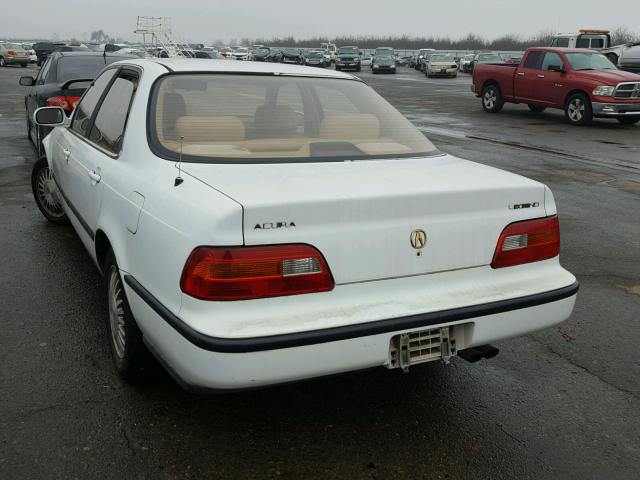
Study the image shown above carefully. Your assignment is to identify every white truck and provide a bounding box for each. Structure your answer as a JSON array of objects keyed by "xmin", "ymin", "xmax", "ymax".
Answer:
[{"xmin": 550, "ymin": 29, "xmax": 611, "ymax": 49}]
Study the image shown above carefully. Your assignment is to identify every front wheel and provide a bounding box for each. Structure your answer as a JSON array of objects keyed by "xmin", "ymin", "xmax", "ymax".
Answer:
[
  {"xmin": 565, "ymin": 93, "xmax": 592, "ymax": 125},
  {"xmin": 31, "ymin": 157, "xmax": 68, "ymax": 224},
  {"xmin": 481, "ymin": 84, "xmax": 504, "ymax": 113},
  {"xmin": 528, "ymin": 105, "xmax": 546, "ymax": 113},
  {"xmin": 0, "ymin": 56, "xmax": 6, "ymax": 67},
  {"xmin": 104, "ymin": 250, "xmax": 151, "ymax": 381},
  {"xmin": 617, "ymin": 117, "xmax": 639, "ymax": 125}
]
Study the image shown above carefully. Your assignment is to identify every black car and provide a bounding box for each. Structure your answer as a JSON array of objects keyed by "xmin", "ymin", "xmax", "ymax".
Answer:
[
  {"xmin": 280, "ymin": 48, "xmax": 303, "ymax": 64},
  {"xmin": 19, "ymin": 51, "xmax": 136, "ymax": 156},
  {"xmin": 252, "ymin": 47, "xmax": 271, "ymax": 62},
  {"xmin": 266, "ymin": 48, "xmax": 283, "ymax": 62},
  {"xmin": 32, "ymin": 42, "xmax": 66, "ymax": 66},
  {"xmin": 303, "ymin": 50, "xmax": 328, "ymax": 68},
  {"xmin": 334, "ymin": 46, "xmax": 361, "ymax": 72}
]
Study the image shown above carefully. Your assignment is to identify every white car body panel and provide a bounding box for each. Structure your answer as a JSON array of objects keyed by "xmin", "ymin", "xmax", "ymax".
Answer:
[{"xmin": 40, "ymin": 58, "xmax": 577, "ymax": 391}]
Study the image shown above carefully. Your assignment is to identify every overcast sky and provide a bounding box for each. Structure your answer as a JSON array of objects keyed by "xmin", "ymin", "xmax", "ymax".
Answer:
[{"xmin": 2, "ymin": 0, "xmax": 639, "ymax": 43}]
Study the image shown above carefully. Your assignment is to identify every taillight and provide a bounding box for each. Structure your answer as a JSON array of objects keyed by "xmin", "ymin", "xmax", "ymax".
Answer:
[
  {"xmin": 180, "ymin": 245, "xmax": 334, "ymax": 301},
  {"xmin": 46, "ymin": 96, "xmax": 80, "ymax": 113},
  {"xmin": 8, "ymin": 50, "xmax": 16, "ymax": 56},
  {"xmin": 491, "ymin": 216, "xmax": 560, "ymax": 268}
]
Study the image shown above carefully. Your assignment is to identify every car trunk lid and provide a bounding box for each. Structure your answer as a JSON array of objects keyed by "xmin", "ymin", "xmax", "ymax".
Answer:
[{"xmin": 181, "ymin": 155, "xmax": 547, "ymax": 284}]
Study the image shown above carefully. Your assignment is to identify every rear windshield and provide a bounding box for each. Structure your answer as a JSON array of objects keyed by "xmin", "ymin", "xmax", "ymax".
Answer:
[
  {"xmin": 3, "ymin": 43, "xmax": 24, "ymax": 50},
  {"xmin": 150, "ymin": 74, "xmax": 439, "ymax": 163},
  {"xmin": 57, "ymin": 56, "xmax": 125, "ymax": 82},
  {"xmin": 430, "ymin": 54, "xmax": 455, "ymax": 62}
]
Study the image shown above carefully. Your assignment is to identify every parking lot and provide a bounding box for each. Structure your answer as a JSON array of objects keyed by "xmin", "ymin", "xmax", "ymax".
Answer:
[{"xmin": 1, "ymin": 62, "xmax": 639, "ymax": 479}]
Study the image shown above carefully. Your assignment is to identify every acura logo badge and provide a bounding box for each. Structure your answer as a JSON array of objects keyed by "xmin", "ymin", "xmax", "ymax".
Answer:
[{"xmin": 410, "ymin": 229, "xmax": 427, "ymax": 249}]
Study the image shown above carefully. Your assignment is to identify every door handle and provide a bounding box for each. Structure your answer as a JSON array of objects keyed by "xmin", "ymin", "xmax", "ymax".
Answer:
[
  {"xmin": 537, "ymin": 74, "xmax": 545, "ymax": 78},
  {"xmin": 87, "ymin": 170, "xmax": 102, "ymax": 183},
  {"xmin": 516, "ymin": 72, "xmax": 525, "ymax": 77},
  {"xmin": 62, "ymin": 148, "xmax": 71, "ymax": 156}
]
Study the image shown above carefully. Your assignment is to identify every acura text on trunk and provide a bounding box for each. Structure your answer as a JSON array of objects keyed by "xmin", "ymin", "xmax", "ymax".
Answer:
[{"xmin": 31, "ymin": 59, "xmax": 578, "ymax": 392}]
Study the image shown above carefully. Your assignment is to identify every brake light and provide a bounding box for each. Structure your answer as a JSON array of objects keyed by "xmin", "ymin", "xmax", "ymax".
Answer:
[
  {"xmin": 8, "ymin": 50, "xmax": 16, "ymax": 56},
  {"xmin": 46, "ymin": 95, "xmax": 80, "ymax": 113},
  {"xmin": 491, "ymin": 216, "xmax": 560, "ymax": 268},
  {"xmin": 180, "ymin": 245, "xmax": 334, "ymax": 300}
]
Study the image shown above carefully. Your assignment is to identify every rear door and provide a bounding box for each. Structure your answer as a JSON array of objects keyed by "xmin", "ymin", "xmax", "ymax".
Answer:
[
  {"xmin": 62, "ymin": 68, "xmax": 138, "ymax": 239},
  {"xmin": 52, "ymin": 68, "xmax": 117, "ymax": 238},
  {"xmin": 514, "ymin": 50, "xmax": 544, "ymax": 103},
  {"xmin": 534, "ymin": 52, "xmax": 569, "ymax": 107}
]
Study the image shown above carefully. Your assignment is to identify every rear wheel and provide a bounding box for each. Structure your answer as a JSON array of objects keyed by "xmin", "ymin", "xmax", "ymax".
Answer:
[
  {"xmin": 565, "ymin": 93, "xmax": 592, "ymax": 125},
  {"xmin": 528, "ymin": 105, "xmax": 546, "ymax": 113},
  {"xmin": 104, "ymin": 250, "xmax": 151, "ymax": 381},
  {"xmin": 31, "ymin": 157, "xmax": 68, "ymax": 224},
  {"xmin": 0, "ymin": 56, "xmax": 6, "ymax": 67},
  {"xmin": 617, "ymin": 117, "xmax": 639, "ymax": 125},
  {"xmin": 481, "ymin": 84, "xmax": 504, "ymax": 113},
  {"xmin": 20, "ymin": 63, "xmax": 27, "ymax": 68}
]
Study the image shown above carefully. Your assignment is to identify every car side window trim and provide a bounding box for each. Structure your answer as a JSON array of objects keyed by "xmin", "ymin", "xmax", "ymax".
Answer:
[
  {"xmin": 70, "ymin": 67, "xmax": 119, "ymax": 138},
  {"xmin": 68, "ymin": 66, "xmax": 142, "ymax": 159}
]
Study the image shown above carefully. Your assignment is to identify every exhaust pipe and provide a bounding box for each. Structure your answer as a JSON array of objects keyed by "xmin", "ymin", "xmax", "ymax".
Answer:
[{"xmin": 457, "ymin": 344, "xmax": 500, "ymax": 363}]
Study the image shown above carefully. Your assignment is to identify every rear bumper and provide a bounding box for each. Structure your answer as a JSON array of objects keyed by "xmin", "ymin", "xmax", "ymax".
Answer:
[
  {"xmin": 592, "ymin": 101, "xmax": 640, "ymax": 116},
  {"xmin": 124, "ymin": 259, "xmax": 578, "ymax": 391},
  {"xmin": 4, "ymin": 57, "xmax": 29, "ymax": 65}
]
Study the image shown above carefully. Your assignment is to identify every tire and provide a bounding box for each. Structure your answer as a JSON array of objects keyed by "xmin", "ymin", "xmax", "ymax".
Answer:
[
  {"xmin": 0, "ymin": 56, "xmax": 6, "ymax": 67},
  {"xmin": 564, "ymin": 93, "xmax": 592, "ymax": 125},
  {"xmin": 335, "ymin": 66, "xmax": 340, "ymax": 71},
  {"xmin": 617, "ymin": 117, "xmax": 639, "ymax": 125},
  {"xmin": 356, "ymin": 67, "xmax": 361, "ymax": 72},
  {"xmin": 481, "ymin": 84, "xmax": 504, "ymax": 113},
  {"xmin": 528, "ymin": 105, "xmax": 546, "ymax": 113},
  {"xmin": 31, "ymin": 157, "xmax": 68, "ymax": 224},
  {"xmin": 20, "ymin": 63, "xmax": 27, "ymax": 68},
  {"xmin": 104, "ymin": 250, "xmax": 151, "ymax": 381}
]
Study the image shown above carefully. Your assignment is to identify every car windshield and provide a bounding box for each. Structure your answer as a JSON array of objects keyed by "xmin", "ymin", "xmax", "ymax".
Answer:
[
  {"xmin": 283, "ymin": 48, "xmax": 299, "ymax": 54},
  {"xmin": 565, "ymin": 53, "xmax": 617, "ymax": 71},
  {"xmin": 478, "ymin": 54, "xmax": 502, "ymax": 62},
  {"xmin": 57, "ymin": 56, "xmax": 124, "ymax": 82},
  {"xmin": 3, "ymin": 43, "xmax": 24, "ymax": 50},
  {"xmin": 151, "ymin": 74, "xmax": 439, "ymax": 163},
  {"xmin": 339, "ymin": 48, "xmax": 358, "ymax": 55},
  {"xmin": 233, "ymin": 47, "xmax": 248, "ymax": 53},
  {"xmin": 430, "ymin": 54, "xmax": 455, "ymax": 62},
  {"xmin": 307, "ymin": 52, "xmax": 323, "ymax": 58},
  {"xmin": 376, "ymin": 48, "xmax": 393, "ymax": 53}
]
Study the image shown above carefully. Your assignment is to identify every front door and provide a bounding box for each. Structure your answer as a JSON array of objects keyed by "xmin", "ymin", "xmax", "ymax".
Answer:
[
  {"xmin": 533, "ymin": 52, "xmax": 569, "ymax": 107},
  {"xmin": 514, "ymin": 50, "xmax": 544, "ymax": 103}
]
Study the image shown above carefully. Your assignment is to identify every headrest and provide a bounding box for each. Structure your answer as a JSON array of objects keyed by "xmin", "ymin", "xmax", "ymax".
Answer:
[
  {"xmin": 174, "ymin": 116, "xmax": 246, "ymax": 143},
  {"xmin": 254, "ymin": 104, "xmax": 298, "ymax": 137},
  {"xmin": 319, "ymin": 114, "xmax": 380, "ymax": 140}
]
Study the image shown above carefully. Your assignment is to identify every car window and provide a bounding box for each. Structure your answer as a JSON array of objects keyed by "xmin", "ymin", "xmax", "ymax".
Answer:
[
  {"xmin": 590, "ymin": 38, "xmax": 605, "ymax": 48},
  {"xmin": 151, "ymin": 74, "xmax": 438, "ymax": 163},
  {"xmin": 88, "ymin": 71, "xmax": 138, "ymax": 154},
  {"xmin": 541, "ymin": 52, "xmax": 563, "ymax": 71},
  {"xmin": 523, "ymin": 51, "xmax": 544, "ymax": 70},
  {"xmin": 71, "ymin": 69, "xmax": 118, "ymax": 137},
  {"xmin": 37, "ymin": 57, "xmax": 53, "ymax": 85},
  {"xmin": 552, "ymin": 38, "xmax": 570, "ymax": 48},
  {"xmin": 57, "ymin": 56, "xmax": 122, "ymax": 83}
]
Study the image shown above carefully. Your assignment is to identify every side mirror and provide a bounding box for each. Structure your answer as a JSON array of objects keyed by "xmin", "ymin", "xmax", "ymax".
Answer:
[
  {"xmin": 548, "ymin": 64, "xmax": 564, "ymax": 73},
  {"xmin": 34, "ymin": 107, "xmax": 68, "ymax": 126},
  {"xmin": 19, "ymin": 76, "xmax": 35, "ymax": 86}
]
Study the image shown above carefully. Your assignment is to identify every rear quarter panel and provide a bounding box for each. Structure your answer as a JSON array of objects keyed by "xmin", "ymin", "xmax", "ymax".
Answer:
[{"xmin": 473, "ymin": 65, "xmax": 516, "ymax": 100}]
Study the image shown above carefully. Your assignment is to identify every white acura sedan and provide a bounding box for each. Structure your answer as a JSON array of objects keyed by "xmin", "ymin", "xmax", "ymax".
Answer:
[{"xmin": 32, "ymin": 58, "xmax": 578, "ymax": 391}]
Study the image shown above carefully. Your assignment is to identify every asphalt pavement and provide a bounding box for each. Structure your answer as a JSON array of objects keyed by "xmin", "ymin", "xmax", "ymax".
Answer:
[{"xmin": 1, "ymin": 63, "xmax": 639, "ymax": 480}]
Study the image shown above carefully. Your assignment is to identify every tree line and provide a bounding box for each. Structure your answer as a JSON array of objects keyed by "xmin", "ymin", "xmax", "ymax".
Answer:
[{"xmin": 237, "ymin": 27, "xmax": 640, "ymax": 51}]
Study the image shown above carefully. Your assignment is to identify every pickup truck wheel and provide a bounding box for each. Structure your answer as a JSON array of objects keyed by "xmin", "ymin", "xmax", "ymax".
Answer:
[
  {"xmin": 565, "ymin": 93, "xmax": 593, "ymax": 125},
  {"xmin": 528, "ymin": 105, "xmax": 546, "ymax": 113},
  {"xmin": 104, "ymin": 250, "xmax": 151, "ymax": 382},
  {"xmin": 481, "ymin": 85, "xmax": 504, "ymax": 113},
  {"xmin": 617, "ymin": 117, "xmax": 639, "ymax": 125},
  {"xmin": 31, "ymin": 157, "xmax": 68, "ymax": 224}
]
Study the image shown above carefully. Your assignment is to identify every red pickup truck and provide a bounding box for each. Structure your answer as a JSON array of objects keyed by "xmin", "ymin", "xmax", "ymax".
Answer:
[{"xmin": 471, "ymin": 47, "xmax": 640, "ymax": 125}]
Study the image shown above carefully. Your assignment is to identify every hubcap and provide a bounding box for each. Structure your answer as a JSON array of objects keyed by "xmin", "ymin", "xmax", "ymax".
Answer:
[
  {"xmin": 484, "ymin": 90, "xmax": 497, "ymax": 109},
  {"xmin": 568, "ymin": 99, "xmax": 585, "ymax": 121},
  {"xmin": 108, "ymin": 266, "xmax": 126, "ymax": 360},
  {"xmin": 36, "ymin": 166, "xmax": 65, "ymax": 217}
]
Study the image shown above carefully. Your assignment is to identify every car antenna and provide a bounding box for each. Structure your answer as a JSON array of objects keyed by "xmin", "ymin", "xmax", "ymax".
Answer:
[{"xmin": 174, "ymin": 136, "xmax": 185, "ymax": 187}]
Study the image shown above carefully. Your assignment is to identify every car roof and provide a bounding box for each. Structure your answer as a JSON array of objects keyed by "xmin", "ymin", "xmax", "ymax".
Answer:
[
  {"xmin": 53, "ymin": 51, "xmax": 138, "ymax": 59},
  {"xmin": 132, "ymin": 58, "xmax": 357, "ymax": 79},
  {"xmin": 529, "ymin": 47, "xmax": 603, "ymax": 54}
]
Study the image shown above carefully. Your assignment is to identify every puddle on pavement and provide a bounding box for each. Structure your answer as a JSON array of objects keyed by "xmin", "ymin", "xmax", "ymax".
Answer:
[{"xmin": 617, "ymin": 284, "xmax": 640, "ymax": 296}]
